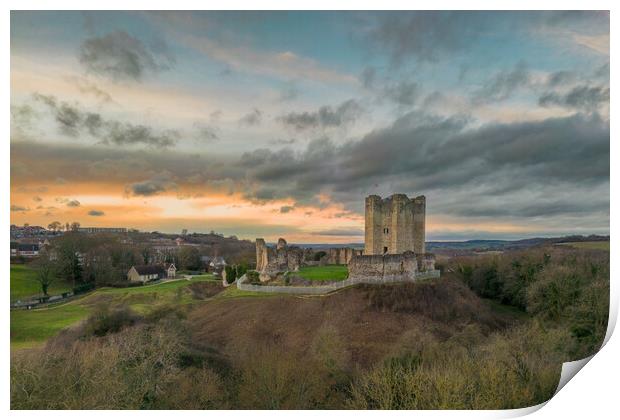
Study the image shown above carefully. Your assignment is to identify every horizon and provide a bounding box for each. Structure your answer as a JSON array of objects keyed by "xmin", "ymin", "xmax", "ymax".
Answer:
[
  {"xmin": 10, "ymin": 221, "xmax": 608, "ymax": 245},
  {"xmin": 11, "ymin": 11, "xmax": 610, "ymax": 243}
]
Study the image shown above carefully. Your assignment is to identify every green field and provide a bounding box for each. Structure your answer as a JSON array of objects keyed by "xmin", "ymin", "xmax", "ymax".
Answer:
[
  {"xmin": 556, "ymin": 241, "xmax": 610, "ymax": 251},
  {"xmin": 10, "ymin": 276, "xmax": 216, "ymax": 350},
  {"xmin": 296, "ymin": 264, "xmax": 349, "ymax": 282},
  {"xmin": 10, "ymin": 264, "xmax": 72, "ymax": 302}
]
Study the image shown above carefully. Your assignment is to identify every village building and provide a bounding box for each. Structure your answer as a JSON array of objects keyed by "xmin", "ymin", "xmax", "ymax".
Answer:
[{"xmin": 127, "ymin": 265, "xmax": 166, "ymax": 283}]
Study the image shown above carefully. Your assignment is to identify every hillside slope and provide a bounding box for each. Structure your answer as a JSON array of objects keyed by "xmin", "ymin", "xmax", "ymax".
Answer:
[{"xmin": 188, "ymin": 278, "xmax": 519, "ymax": 368}]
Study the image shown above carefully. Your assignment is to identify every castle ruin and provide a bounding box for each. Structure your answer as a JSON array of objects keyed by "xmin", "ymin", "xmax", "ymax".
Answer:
[
  {"xmin": 347, "ymin": 193, "xmax": 437, "ymax": 281},
  {"xmin": 251, "ymin": 193, "xmax": 438, "ymax": 286},
  {"xmin": 364, "ymin": 194, "xmax": 426, "ymax": 255},
  {"xmin": 255, "ymin": 238, "xmax": 305, "ymax": 281}
]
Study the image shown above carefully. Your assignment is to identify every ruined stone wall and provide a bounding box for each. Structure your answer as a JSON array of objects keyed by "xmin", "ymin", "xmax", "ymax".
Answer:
[
  {"xmin": 348, "ymin": 251, "xmax": 419, "ymax": 282},
  {"xmin": 255, "ymin": 238, "xmax": 303, "ymax": 280},
  {"xmin": 364, "ymin": 193, "xmax": 426, "ymax": 255},
  {"xmin": 413, "ymin": 196, "xmax": 426, "ymax": 255},
  {"xmin": 255, "ymin": 238, "xmax": 270, "ymax": 272},
  {"xmin": 327, "ymin": 248, "xmax": 362, "ymax": 265}
]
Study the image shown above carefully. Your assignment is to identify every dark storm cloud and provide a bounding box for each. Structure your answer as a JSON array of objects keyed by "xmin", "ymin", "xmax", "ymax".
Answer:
[
  {"xmin": 88, "ymin": 210, "xmax": 105, "ymax": 216},
  {"xmin": 66, "ymin": 200, "xmax": 81, "ymax": 207},
  {"xmin": 11, "ymin": 205, "xmax": 29, "ymax": 212},
  {"xmin": 383, "ymin": 81, "xmax": 419, "ymax": 106},
  {"xmin": 278, "ymin": 99, "xmax": 363, "ymax": 131},
  {"xmin": 192, "ymin": 122, "xmax": 219, "ymax": 142},
  {"xmin": 32, "ymin": 93, "xmax": 179, "ymax": 148},
  {"xmin": 239, "ymin": 108, "xmax": 263, "ymax": 126},
  {"xmin": 546, "ymin": 70, "xmax": 576, "ymax": 87},
  {"xmin": 370, "ymin": 11, "xmax": 489, "ymax": 64},
  {"xmin": 10, "ymin": 104, "xmax": 36, "ymax": 129},
  {"xmin": 473, "ymin": 61, "xmax": 530, "ymax": 103},
  {"xmin": 360, "ymin": 67, "xmax": 377, "ymax": 89},
  {"xmin": 270, "ymin": 139, "xmax": 296, "ymax": 146},
  {"xmin": 104, "ymin": 122, "xmax": 178, "ymax": 148},
  {"xmin": 11, "ymin": 111, "xmax": 609, "ymax": 222},
  {"xmin": 241, "ymin": 112, "xmax": 609, "ymax": 218},
  {"xmin": 125, "ymin": 175, "xmax": 178, "ymax": 197},
  {"xmin": 539, "ymin": 85, "xmax": 610, "ymax": 111},
  {"xmin": 78, "ymin": 30, "xmax": 175, "ymax": 81}
]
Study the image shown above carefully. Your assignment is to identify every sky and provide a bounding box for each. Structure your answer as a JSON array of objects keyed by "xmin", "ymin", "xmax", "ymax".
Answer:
[{"xmin": 10, "ymin": 11, "xmax": 610, "ymax": 243}]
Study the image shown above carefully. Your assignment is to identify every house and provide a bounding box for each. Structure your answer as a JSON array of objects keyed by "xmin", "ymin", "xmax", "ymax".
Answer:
[
  {"xmin": 127, "ymin": 265, "xmax": 165, "ymax": 284},
  {"xmin": 17, "ymin": 244, "xmax": 40, "ymax": 258},
  {"xmin": 10, "ymin": 242, "xmax": 18, "ymax": 257},
  {"xmin": 164, "ymin": 263, "xmax": 177, "ymax": 279},
  {"xmin": 210, "ymin": 256, "xmax": 227, "ymax": 277}
]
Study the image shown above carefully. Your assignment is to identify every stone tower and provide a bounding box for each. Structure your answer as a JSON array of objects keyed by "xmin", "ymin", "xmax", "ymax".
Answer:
[{"xmin": 364, "ymin": 194, "xmax": 426, "ymax": 255}]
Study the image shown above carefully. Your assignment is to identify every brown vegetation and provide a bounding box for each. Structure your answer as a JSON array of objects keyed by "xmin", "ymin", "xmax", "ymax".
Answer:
[{"xmin": 11, "ymin": 246, "xmax": 609, "ymax": 409}]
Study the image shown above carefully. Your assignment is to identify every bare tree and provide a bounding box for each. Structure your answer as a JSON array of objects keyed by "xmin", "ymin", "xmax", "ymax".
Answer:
[
  {"xmin": 33, "ymin": 254, "xmax": 56, "ymax": 296},
  {"xmin": 47, "ymin": 221, "xmax": 62, "ymax": 232}
]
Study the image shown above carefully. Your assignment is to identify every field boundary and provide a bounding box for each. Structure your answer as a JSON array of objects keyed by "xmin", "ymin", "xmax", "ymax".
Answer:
[{"xmin": 236, "ymin": 270, "xmax": 441, "ymax": 295}]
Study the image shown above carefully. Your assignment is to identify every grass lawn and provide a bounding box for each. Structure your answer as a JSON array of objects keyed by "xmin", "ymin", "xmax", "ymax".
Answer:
[
  {"xmin": 10, "ymin": 264, "xmax": 72, "ymax": 302},
  {"xmin": 296, "ymin": 265, "xmax": 349, "ymax": 282},
  {"xmin": 10, "ymin": 278, "xmax": 219, "ymax": 350},
  {"xmin": 189, "ymin": 274, "xmax": 218, "ymax": 281},
  {"xmin": 556, "ymin": 241, "xmax": 610, "ymax": 251}
]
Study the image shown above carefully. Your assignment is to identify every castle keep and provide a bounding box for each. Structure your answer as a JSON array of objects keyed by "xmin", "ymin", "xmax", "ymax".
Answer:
[{"xmin": 364, "ymin": 194, "xmax": 426, "ymax": 255}]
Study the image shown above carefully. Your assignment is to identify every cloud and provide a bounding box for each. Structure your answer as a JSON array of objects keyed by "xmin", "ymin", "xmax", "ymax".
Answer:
[
  {"xmin": 473, "ymin": 61, "xmax": 530, "ymax": 103},
  {"xmin": 278, "ymin": 99, "xmax": 363, "ymax": 131},
  {"xmin": 239, "ymin": 108, "xmax": 263, "ymax": 126},
  {"xmin": 360, "ymin": 67, "xmax": 377, "ymax": 89},
  {"xmin": 370, "ymin": 12, "xmax": 489, "ymax": 64},
  {"xmin": 78, "ymin": 30, "xmax": 175, "ymax": 81},
  {"xmin": 65, "ymin": 76, "xmax": 113, "ymax": 102},
  {"xmin": 383, "ymin": 81, "xmax": 419, "ymax": 106},
  {"xmin": 104, "ymin": 122, "xmax": 178, "ymax": 147},
  {"xmin": 270, "ymin": 139, "xmax": 296, "ymax": 146},
  {"xmin": 125, "ymin": 175, "xmax": 178, "ymax": 197},
  {"xmin": 88, "ymin": 210, "xmax": 105, "ymax": 216},
  {"xmin": 32, "ymin": 196, "xmax": 42, "ymax": 202},
  {"xmin": 312, "ymin": 228, "xmax": 364, "ymax": 236},
  {"xmin": 178, "ymin": 32, "xmax": 356, "ymax": 85},
  {"xmin": 539, "ymin": 85, "xmax": 610, "ymax": 111},
  {"xmin": 240, "ymin": 111, "xmax": 609, "ymax": 221},
  {"xmin": 66, "ymin": 200, "xmax": 81, "ymax": 207},
  {"xmin": 11, "ymin": 205, "xmax": 29, "ymax": 212},
  {"xmin": 193, "ymin": 122, "xmax": 219, "ymax": 142},
  {"xmin": 32, "ymin": 93, "xmax": 179, "ymax": 148},
  {"xmin": 279, "ymin": 81, "xmax": 300, "ymax": 101},
  {"xmin": 369, "ymin": 11, "xmax": 608, "ymax": 66},
  {"xmin": 279, "ymin": 205, "xmax": 295, "ymax": 213},
  {"xmin": 11, "ymin": 111, "xmax": 609, "ymax": 227},
  {"xmin": 10, "ymin": 104, "xmax": 36, "ymax": 130}
]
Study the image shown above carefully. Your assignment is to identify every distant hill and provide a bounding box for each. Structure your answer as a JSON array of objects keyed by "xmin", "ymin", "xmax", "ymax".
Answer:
[{"xmin": 292, "ymin": 235, "xmax": 609, "ymax": 253}]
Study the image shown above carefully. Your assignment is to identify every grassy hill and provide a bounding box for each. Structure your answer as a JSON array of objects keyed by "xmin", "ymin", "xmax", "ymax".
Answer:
[
  {"xmin": 10, "ymin": 264, "xmax": 72, "ymax": 302},
  {"xmin": 10, "ymin": 275, "xmax": 219, "ymax": 349}
]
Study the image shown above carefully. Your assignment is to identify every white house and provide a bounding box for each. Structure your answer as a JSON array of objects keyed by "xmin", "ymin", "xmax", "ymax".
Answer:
[{"xmin": 127, "ymin": 265, "xmax": 164, "ymax": 283}]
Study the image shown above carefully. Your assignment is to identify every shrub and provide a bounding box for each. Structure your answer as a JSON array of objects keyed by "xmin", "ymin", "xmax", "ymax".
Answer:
[
  {"xmin": 73, "ymin": 282, "xmax": 95, "ymax": 295},
  {"xmin": 245, "ymin": 270, "xmax": 261, "ymax": 285},
  {"xmin": 81, "ymin": 304, "xmax": 140, "ymax": 337}
]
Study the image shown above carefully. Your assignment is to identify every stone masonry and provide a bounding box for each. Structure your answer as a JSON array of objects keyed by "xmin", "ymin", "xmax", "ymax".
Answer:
[
  {"xmin": 255, "ymin": 238, "xmax": 303, "ymax": 281},
  {"xmin": 326, "ymin": 247, "xmax": 362, "ymax": 265},
  {"xmin": 364, "ymin": 193, "xmax": 426, "ymax": 255},
  {"xmin": 348, "ymin": 251, "xmax": 419, "ymax": 282}
]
